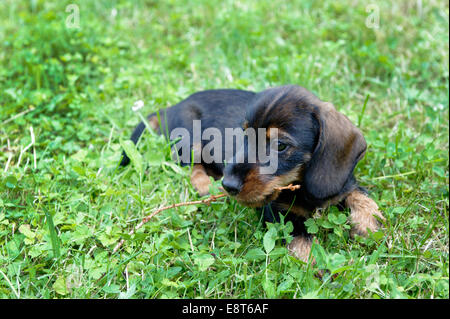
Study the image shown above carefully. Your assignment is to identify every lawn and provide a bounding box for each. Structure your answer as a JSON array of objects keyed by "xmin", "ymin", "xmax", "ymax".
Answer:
[{"xmin": 0, "ymin": 0, "xmax": 448, "ymax": 299}]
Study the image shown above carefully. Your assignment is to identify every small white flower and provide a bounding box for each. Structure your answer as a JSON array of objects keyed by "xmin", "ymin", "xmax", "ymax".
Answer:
[
  {"xmin": 132, "ymin": 100, "xmax": 144, "ymax": 112},
  {"xmin": 111, "ymin": 8, "xmax": 118, "ymax": 18}
]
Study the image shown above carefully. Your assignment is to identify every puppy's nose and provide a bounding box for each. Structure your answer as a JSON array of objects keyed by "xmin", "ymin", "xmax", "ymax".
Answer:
[{"xmin": 222, "ymin": 177, "xmax": 242, "ymax": 196}]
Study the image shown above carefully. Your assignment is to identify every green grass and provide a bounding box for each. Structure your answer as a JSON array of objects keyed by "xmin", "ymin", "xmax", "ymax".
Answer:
[{"xmin": 0, "ymin": 0, "xmax": 448, "ymax": 299}]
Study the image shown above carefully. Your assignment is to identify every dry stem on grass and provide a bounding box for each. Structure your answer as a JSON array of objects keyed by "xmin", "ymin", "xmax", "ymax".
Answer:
[{"xmin": 112, "ymin": 184, "xmax": 301, "ymax": 253}]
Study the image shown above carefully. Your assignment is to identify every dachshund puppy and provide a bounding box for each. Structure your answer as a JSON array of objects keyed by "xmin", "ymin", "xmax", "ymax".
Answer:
[{"xmin": 120, "ymin": 85, "xmax": 384, "ymax": 262}]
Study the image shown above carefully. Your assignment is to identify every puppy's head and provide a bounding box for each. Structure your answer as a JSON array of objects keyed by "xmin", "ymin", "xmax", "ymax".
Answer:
[{"xmin": 221, "ymin": 85, "xmax": 367, "ymax": 207}]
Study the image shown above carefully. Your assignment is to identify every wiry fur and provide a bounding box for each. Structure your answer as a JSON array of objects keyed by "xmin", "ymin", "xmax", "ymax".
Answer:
[{"xmin": 120, "ymin": 85, "xmax": 384, "ymax": 263}]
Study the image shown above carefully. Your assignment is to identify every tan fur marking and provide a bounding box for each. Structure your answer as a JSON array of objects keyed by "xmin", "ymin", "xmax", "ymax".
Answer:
[
  {"xmin": 190, "ymin": 164, "xmax": 211, "ymax": 196},
  {"xmin": 287, "ymin": 236, "xmax": 314, "ymax": 264},
  {"xmin": 235, "ymin": 164, "xmax": 302, "ymax": 207},
  {"xmin": 192, "ymin": 143, "xmax": 202, "ymax": 164},
  {"xmin": 266, "ymin": 127, "xmax": 295, "ymax": 142},
  {"xmin": 148, "ymin": 115, "xmax": 159, "ymax": 131},
  {"xmin": 242, "ymin": 120, "xmax": 249, "ymax": 130},
  {"xmin": 345, "ymin": 190, "xmax": 385, "ymax": 237},
  {"xmin": 266, "ymin": 127, "xmax": 272, "ymax": 139}
]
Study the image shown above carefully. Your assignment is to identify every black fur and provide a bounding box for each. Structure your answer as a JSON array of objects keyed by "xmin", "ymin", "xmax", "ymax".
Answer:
[{"xmin": 121, "ymin": 85, "xmax": 367, "ymax": 237}]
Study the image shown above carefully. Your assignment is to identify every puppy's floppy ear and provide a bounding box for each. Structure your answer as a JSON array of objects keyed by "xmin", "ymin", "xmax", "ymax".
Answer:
[{"xmin": 304, "ymin": 102, "xmax": 367, "ymax": 200}]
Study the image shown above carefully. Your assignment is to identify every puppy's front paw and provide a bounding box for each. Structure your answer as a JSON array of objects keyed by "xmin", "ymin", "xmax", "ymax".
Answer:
[
  {"xmin": 346, "ymin": 191, "xmax": 385, "ymax": 237},
  {"xmin": 287, "ymin": 235, "xmax": 314, "ymax": 264},
  {"xmin": 288, "ymin": 236, "xmax": 326, "ymax": 277},
  {"xmin": 190, "ymin": 174, "xmax": 211, "ymax": 196},
  {"xmin": 190, "ymin": 164, "xmax": 212, "ymax": 196}
]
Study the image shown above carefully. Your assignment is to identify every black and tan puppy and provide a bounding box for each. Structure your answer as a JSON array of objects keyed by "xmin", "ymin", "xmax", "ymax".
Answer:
[{"xmin": 120, "ymin": 85, "xmax": 384, "ymax": 262}]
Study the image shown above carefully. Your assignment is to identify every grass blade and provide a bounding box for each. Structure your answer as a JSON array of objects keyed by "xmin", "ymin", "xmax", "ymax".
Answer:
[{"xmin": 45, "ymin": 209, "xmax": 60, "ymax": 259}]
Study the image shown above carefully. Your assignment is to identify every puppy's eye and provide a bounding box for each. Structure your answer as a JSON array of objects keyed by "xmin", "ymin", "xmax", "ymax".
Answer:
[{"xmin": 277, "ymin": 142, "xmax": 288, "ymax": 152}]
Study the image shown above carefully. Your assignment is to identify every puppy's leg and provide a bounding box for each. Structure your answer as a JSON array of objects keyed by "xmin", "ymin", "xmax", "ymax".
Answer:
[
  {"xmin": 190, "ymin": 164, "xmax": 211, "ymax": 196},
  {"xmin": 147, "ymin": 114, "xmax": 160, "ymax": 131},
  {"xmin": 263, "ymin": 204, "xmax": 316, "ymax": 264},
  {"xmin": 287, "ymin": 235, "xmax": 314, "ymax": 264},
  {"xmin": 345, "ymin": 190, "xmax": 385, "ymax": 237}
]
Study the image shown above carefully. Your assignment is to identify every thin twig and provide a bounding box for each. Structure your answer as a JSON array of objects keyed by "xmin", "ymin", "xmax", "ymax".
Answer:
[
  {"xmin": 112, "ymin": 184, "xmax": 300, "ymax": 253},
  {"xmin": 280, "ymin": 184, "xmax": 301, "ymax": 192},
  {"xmin": 1, "ymin": 107, "xmax": 34, "ymax": 126}
]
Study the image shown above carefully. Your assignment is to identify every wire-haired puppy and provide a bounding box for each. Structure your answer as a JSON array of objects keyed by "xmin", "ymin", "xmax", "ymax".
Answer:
[{"xmin": 121, "ymin": 85, "xmax": 385, "ymax": 262}]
